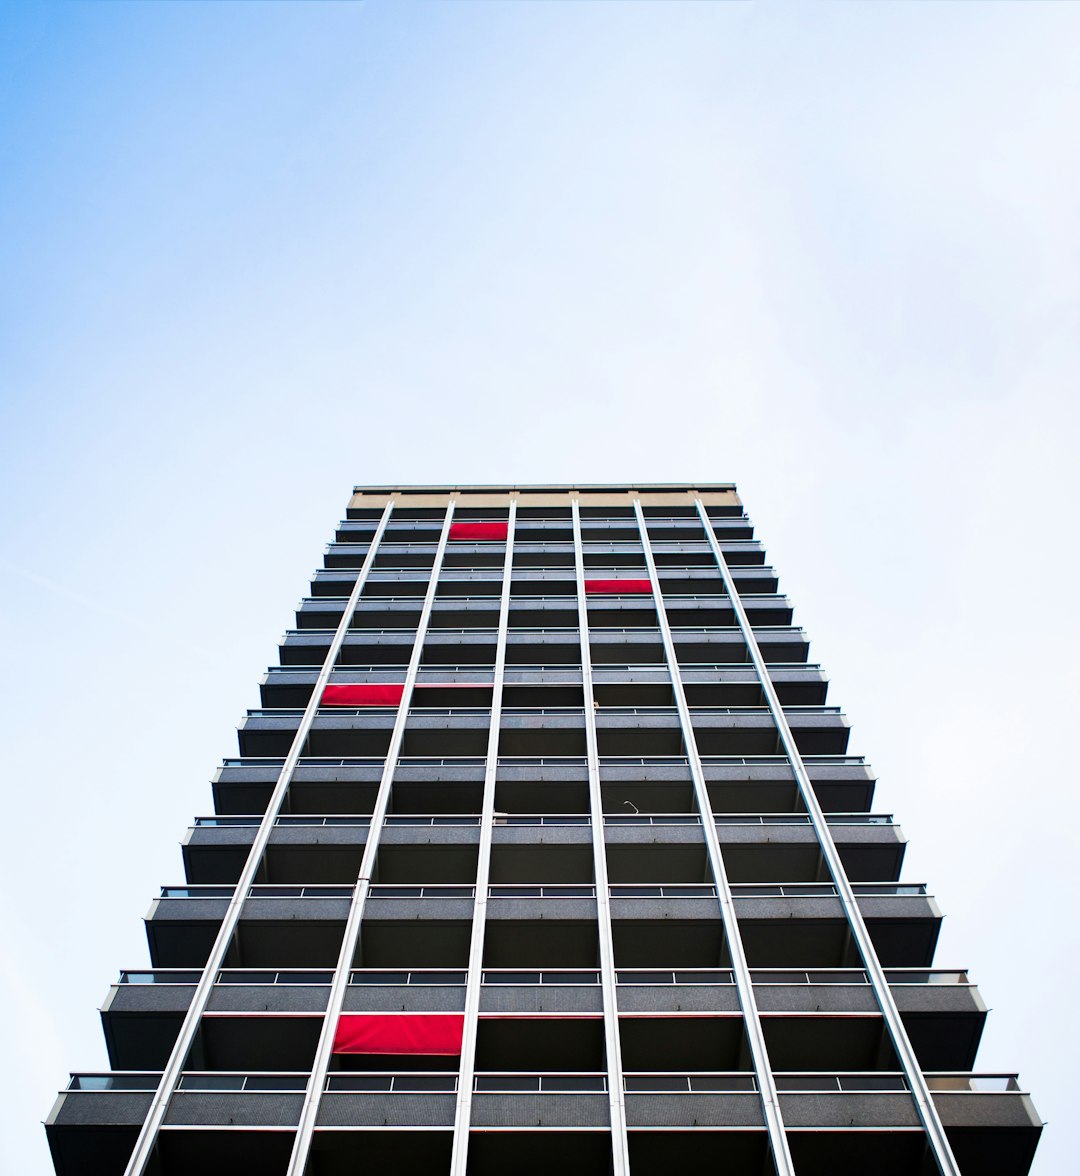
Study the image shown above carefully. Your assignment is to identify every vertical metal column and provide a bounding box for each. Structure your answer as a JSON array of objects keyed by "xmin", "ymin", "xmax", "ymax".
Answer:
[
  {"xmin": 694, "ymin": 497, "xmax": 961, "ymax": 1176},
  {"xmin": 450, "ymin": 500, "xmax": 517, "ymax": 1175},
  {"xmin": 571, "ymin": 500, "xmax": 630, "ymax": 1176},
  {"xmin": 287, "ymin": 500, "xmax": 457, "ymax": 1175},
  {"xmin": 122, "ymin": 502, "xmax": 396, "ymax": 1176},
  {"xmin": 631, "ymin": 499, "xmax": 794, "ymax": 1175}
]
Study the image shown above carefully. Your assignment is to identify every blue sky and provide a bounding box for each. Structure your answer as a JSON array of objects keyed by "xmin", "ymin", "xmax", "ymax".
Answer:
[{"xmin": 2, "ymin": 2, "xmax": 1078, "ymax": 1171}]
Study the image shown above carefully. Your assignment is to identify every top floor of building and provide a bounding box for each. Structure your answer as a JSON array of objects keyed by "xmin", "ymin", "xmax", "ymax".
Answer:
[{"xmin": 346, "ymin": 484, "xmax": 743, "ymax": 517}]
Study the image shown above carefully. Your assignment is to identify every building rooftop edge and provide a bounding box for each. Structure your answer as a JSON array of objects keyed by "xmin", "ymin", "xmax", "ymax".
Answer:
[{"xmin": 351, "ymin": 482, "xmax": 739, "ymax": 493}]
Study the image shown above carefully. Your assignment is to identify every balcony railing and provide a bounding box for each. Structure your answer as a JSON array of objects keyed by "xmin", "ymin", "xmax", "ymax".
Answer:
[
  {"xmin": 113, "ymin": 966, "xmax": 970, "ymax": 988},
  {"xmin": 472, "ymin": 1073, "xmax": 608, "ymax": 1093},
  {"xmin": 732, "ymin": 883, "xmax": 927, "ymax": 898},
  {"xmin": 617, "ymin": 969, "xmax": 735, "ymax": 985},
  {"xmin": 247, "ymin": 704, "xmax": 842, "ymax": 721},
  {"xmin": 160, "ymin": 880, "xmax": 924, "ymax": 902},
  {"xmin": 325, "ymin": 1073, "xmax": 459, "ymax": 1092},
  {"xmin": 64, "ymin": 1069, "xmax": 1024, "ymax": 1100},
  {"xmin": 220, "ymin": 753, "xmax": 865, "ymax": 767},
  {"xmin": 267, "ymin": 660, "xmax": 817, "ymax": 675},
  {"xmin": 158, "ymin": 885, "xmax": 355, "ymax": 899},
  {"xmin": 349, "ymin": 969, "xmax": 467, "ymax": 985},
  {"xmin": 925, "ymin": 1074, "xmax": 1023, "ymax": 1093},
  {"xmin": 176, "ymin": 1072, "xmax": 310, "ymax": 1092},
  {"xmin": 216, "ymin": 970, "xmax": 334, "ymax": 985},
  {"xmin": 368, "ymin": 885, "xmax": 475, "ymax": 899},
  {"xmin": 482, "ymin": 969, "xmax": 601, "ymax": 985},
  {"xmin": 488, "ymin": 885, "xmax": 596, "ymax": 899},
  {"xmin": 773, "ymin": 1073, "xmax": 909, "ymax": 1093},
  {"xmin": 623, "ymin": 1073, "xmax": 757, "ymax": 1092},
  {"xmin": 67, "ymin": 1073, "xmax": 161, "ymax": 1091}
]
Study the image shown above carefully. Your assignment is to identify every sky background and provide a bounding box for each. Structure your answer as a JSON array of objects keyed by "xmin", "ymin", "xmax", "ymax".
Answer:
[{"xmin": 1, "ymin": 1, "xmax": 1078, "ymax": 1171}]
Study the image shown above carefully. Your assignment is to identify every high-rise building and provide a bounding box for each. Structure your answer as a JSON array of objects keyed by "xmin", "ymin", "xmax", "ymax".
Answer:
[{"xmin": 46, "ymin": 483, "xmax": 1042, "ymax": 1176}]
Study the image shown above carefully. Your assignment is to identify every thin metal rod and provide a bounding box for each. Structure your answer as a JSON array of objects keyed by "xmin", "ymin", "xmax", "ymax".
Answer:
[
  {"xmin": 694, "ymin": 496, "xmax": 961, "ymax": 1176},
  {"xmin": 572, "ymin": 499, "xmax": 630, "ymax": 1175},
  {"xmin": 450, "ymin": 500, "xmax": 516, "ymax": 1175},
  {"xmin": 122, "ymin": 502, "xmax": 396, "ymax": 1176},
  {"xmin": 286, "ymin": 501, "xmax": 457, "ymax": 1175},
  {"xmin": 633, "ymin": 499, "xmax": 795, "ymax": 1175}
]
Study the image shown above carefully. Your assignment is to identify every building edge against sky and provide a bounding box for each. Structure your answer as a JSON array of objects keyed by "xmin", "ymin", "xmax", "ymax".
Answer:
[{"xmin": 45, "ymin": 483, "xmax": 1042, "ymax": 1176}]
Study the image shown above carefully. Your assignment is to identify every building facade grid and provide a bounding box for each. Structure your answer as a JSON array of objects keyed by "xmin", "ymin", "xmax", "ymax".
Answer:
[{"xmin": 46, "ymin": 484, "xmax": 1042, "ymax": 1176}]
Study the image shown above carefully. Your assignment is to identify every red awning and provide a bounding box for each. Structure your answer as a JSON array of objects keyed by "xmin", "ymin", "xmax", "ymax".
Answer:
[
  {"xmin": 449, "ymin": 522, "xmax": 508, "ymax": 541},
  {"xmin": 584, "ymin": 579, "xmax": 652, "ymax": 595},
  {"xmin": 333, "ymin": 1014, "xmax": 464, "ymax": 1055},
  {"xmin": 321, "ymin": 683, "xmax": 405, "ymax": 706}
]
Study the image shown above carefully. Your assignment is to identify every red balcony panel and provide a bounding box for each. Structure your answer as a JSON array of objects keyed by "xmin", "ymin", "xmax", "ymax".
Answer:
[
  {"xmin": 333, "ymin": 1013, "xmax": 464, "ymax": 1055},
  {"xmin": 584, "ymin": 579, "xmax": 652, "ymax": 595},
  {"xmin": 449, "ymin": 522, "xmax": 508, "ymax": 541},
  {"xmin": 322, "ymin": 683, "xmax": 405, "ymax": 706}
]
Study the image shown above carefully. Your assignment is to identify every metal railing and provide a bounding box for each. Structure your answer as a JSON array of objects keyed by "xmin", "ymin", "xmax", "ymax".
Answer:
[
  {"xmin": 348, "ymin": 969, "xmax": 467, "ymax": 985},
  {"xmin": 482, "ymin": 970, "xmax": 601, "ymax": 986},
  {"xmin": 217, "ymin": 752, "xmax": 868, "ymax": 769},
  {"xmin": 216, "ymin": 970, "xmax": 333, "ymax": 986},
  {"xmin": 368, "ymin": 885, "xmax": 475, "ymax": 899},
  {"xmin": 925, "ymin": 1074, "xmax": 1022, "ymax": 1093},
  {"xmin": 773, "ymin": 1073, "xmax": 909, "ymax": 1093},
  {"xmin": 158, "ymin": 881, "xmax": 927, "ymax": 903},
  {"xmin": 265, "ymin": 661, "xmax": 819, "ymax": 676},
  {"xmin": 315, "ymin": 563, "xmax": 768, "ymax": 579},
  {"xmin": 616, "ymin": 969, "xmax": 735, "ymax": 986},
  {"xmin": 752, "ymin": 969, "xmax": 870, "ymax": 985},
  {"xmin": 65, "ymin": 1068, "xmax": 1024, "ymax": 1099},
  {"xmin": 609, "ymin": 884, "xmax": 718, "ymax": 898},
  {"xmin": 325, "ymin": 1073, "xmax": 459, "ymax": 1093},
  {"xmin": 118, "ymin": 971, "xmax": 203, "ymax": 985},
  {"xmin": 246, "ymin": 885, "xmax": 354, "ymax": 898},
  {"xmin": 385, "ymin": 815, "xmax": 480, "ymax": 826},
  {"xmin": 885, "ymin": 969, "xmax": 971, "ymax": 985},
  {"xmin": 176, "ymin": 1072, "xmax": 311, "ymax": 1092},
  {"xmin": 114, "ymin": 965, "xmax": 966, "ymax": 989},
  {"xmin": 623, "ymin": 1073, "xmax": 757, "ymax": 1093},
  {"xmin": 488, "ymin": 885, "xmax": 596, "ymax": 899},
  {"xmin": 732, "ymin": 883, "xmax": 927, "ymax": 898},
  {"xmin": 472, "ymin": 1073, "xmax": 608, "ymax": 1093},
  {"xmin": 68, "ymin": 1073, "xmax": 161, "ymax": 1091},
  {"xmin": 117, "ymin": 969, "xmax": 334, "ymax": 987},
  {"xmin": 248, "ymin": 703, "xmax": 843, "ymax": 721}
]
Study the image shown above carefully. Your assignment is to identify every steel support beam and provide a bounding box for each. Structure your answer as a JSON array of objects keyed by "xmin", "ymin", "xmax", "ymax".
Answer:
[
  {"xmin": 450, "ymin": 500, "xmax": 517, "ymax": 1175},
  {"xmin": 572, "ymin": 499, "xmax": 630, "ymax": 1175},
  {"xmin": 695, "ymin": 496, "xmax": 960, "ymax": 1176},
  {"xmin": 633, "ymin": 498, "xmax": 794, "ymax": 1175},
  {"xmin": 122, "ymin": 502, "xmax": 396, "ymax": 1176},
  {"xmin": 286, "ymin": 501, "xmax": 457, "ymax": 1175}
]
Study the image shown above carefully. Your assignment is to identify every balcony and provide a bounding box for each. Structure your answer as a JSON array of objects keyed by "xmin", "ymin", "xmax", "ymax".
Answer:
[
  {"xmin": 317, "ymin": 1071, "xmax": 457, "ymax": 1128},
  {"xmin": 238, "ymin": 699, "xmax": 847, "ymax": 766},
  {"xmin": 47, "ymin": 1068, "xmax": 1039, "ymax": 1176},
  {"xmin": 469, "ymin": 1073, "xmax": 610, "ymax": 1128},
  {"xmin": 44, "ymin": 1072, "xmax": 302, "ymax": 1176},
  {"xmin": 783, "ymin": 1073, "xmax": 1041, "ymax": 1176},
  {"xmin": 100, "ymin": 964, "xmax": 983, "ymax": 1075},
  {"xmin": 598, "ymin": 753, "xmax": 875, "ymax": 814},
  {"xmin": 258, "ymin": 661, "xmax": 829, "ymax": 709},
  {"xmin": 145, "ymin": 884, "xmax": 354, "ymax": 969},
  {"xmin": 733, "ymin": 883, "xmax": 942, "ymax": 968},
  {"xmin": 603, "ymin": 810, "xmax": 904, "ymax": 883},
  {"xmin": 183, "ymin": 816, "xmax": 373, "ymax": 885},
  {"xmin": 622, "ymin": 1072, "xmax": 762, "ymax": 1128},
  {"xmin": 309, "ymin": 561, "xmax": 779, "ymax": 597},
  {"xmin": 209, "ymin": 750, "xmax": 876, "ymax": 819}
]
